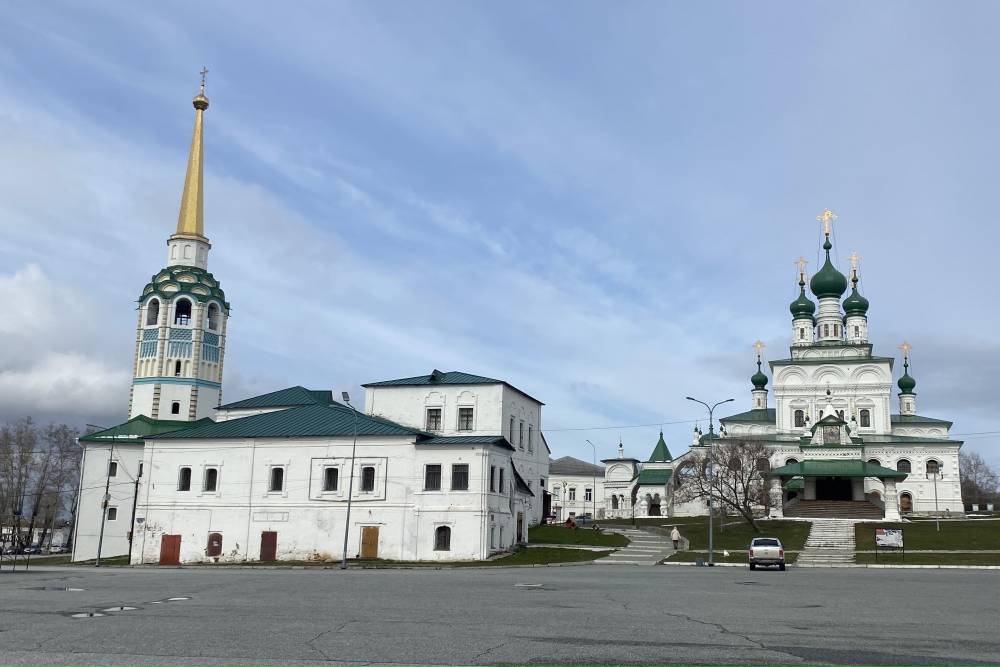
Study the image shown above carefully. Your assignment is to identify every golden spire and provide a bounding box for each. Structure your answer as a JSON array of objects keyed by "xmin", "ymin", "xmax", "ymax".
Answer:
[
  {"xmin": 816, "ymin": 208, "xmax": 837, "ymax": 235},
  {"xmin": 174, "ymin": 67, "xmax": 210, "ymax": 240}
]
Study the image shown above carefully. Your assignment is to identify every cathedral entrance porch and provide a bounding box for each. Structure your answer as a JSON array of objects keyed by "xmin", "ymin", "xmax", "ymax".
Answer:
[
  {"xmin": 783, "ymin": 500, "xmax": 884, "ymax": 520},
  {"xmin": 815, "ymin": 476, "xmax": 853, "ymax": 501}
]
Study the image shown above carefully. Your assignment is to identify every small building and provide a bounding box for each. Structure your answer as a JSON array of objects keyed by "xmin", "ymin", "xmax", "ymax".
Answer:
[{"xmin": 549, "ymin": 456, "xmax": 605, "ymax": 521}]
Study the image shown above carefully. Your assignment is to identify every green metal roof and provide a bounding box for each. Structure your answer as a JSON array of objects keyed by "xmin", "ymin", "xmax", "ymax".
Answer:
[
  {"xmin": 418, "ymin": 435, "xmax": 514, "ymax": 450},
  {"xmin": 363, "ymin": 369, "xmax": 501, "ymax": 387},
  {"xmin": 891, "ymin": 414, "xmax": 952, "ymax": 426},
  {"xmin": 635, "ymin": 468, "xmax": 673, "ymax": 486},
  {"xmin": 363, "ymin": 369, "xmax": 544, "ymax": 405},
  {"xmin": 721, "ymin": 408, "xmax": 776, "ymax": 423},
  {"xmin": 153, "ymin": 403, "xmax": 419, "ymax": 440},
  {"xmin": 647, "ymin": 432, "xmax": 672, "ymax": 462},
  {"xmin": 80, "ymin": 415, "xmax": 215, "ymax": 445},
  {"xmin": 140, "ymin": 265, "xmax": 229, "ymax": 309},
  {"xmin": 783, "ymin": 477, "xmax": 805, "ymax": 491},
  {"xmin": 218, "ymin": 386, "xmax": 335, "ymax": 410},
  {"xmin": 770, "ymin": 459, "xmax": 907, "ymax": 479}
]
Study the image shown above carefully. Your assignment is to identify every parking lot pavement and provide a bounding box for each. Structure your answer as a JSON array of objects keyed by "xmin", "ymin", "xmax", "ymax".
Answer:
[{"xmin": 1, "ymin": 564, "xmax": 998, "ymax": 665}]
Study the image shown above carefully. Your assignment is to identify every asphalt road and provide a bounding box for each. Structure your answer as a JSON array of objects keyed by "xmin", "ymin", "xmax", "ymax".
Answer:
[{"xmin": 0, "ymin": 564, "xmax": 997, "ymax": 665}]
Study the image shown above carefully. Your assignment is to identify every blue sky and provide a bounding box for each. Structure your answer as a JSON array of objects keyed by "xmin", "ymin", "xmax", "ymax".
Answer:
[{"xmin": 1, "ymin": 2, "xmax": 998, "ymax": 465}]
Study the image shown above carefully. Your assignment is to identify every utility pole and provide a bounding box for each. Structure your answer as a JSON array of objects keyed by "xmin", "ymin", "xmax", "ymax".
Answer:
[
  {"xmin": 340, "ymin": 393, "xmax": 360, "ymax": 570},
  {"xmin": 585, "ymin": 440, "xmax": 597, "ymax": 521},
  {"xmin": 686, "ymin": 396, "xmax": 734, "ymax": 567},
  {"xmin": 127, "ymin": 463, "xmax": 143, "ymax": 563},
  {"xmin": 95, "ymin": 449, "xmax": 113, "ymax": 567}
]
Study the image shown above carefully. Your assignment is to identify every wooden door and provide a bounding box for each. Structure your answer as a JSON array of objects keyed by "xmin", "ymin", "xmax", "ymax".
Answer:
[
  {"xmin": 360, "ymin": 526, "xmax": 379, "ymax": 559},
  {"xmin": 260, "ymin": 531, "xmax": 277, "ymax": 561},
  {"xmin": 159, "ymin": 534, "xmax": 181, "ymax": 565},
  {"xmin": 206, "ymin": 532, "xmax": 223, "ymax": 558}
]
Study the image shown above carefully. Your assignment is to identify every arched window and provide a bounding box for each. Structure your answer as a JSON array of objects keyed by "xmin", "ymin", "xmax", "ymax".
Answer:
[
  {"xmin": 833, "ymin": 323, "xmax": 840, "ymax": 337},
  {"xmin": 171, "ymin": 401, "xmax": 181, "ymax": 415},
  {"xmin": 785, "ymin": 457, "xmax": 799, "ymax": 465},
  {"xmin": 269, "ymin": 467, "xmax": 284, "ymax": 492},
  {"xmin": 675, "ymin": 463, "xmax": 697, "ymax": 487},
  {"xmin": 854, "ymin": 325, "xmax": 860, "ymax": 338},
  {"xmin": 174, "ymin": 298, "xmax": 192, "ymax": 325},
  {"xmin": 859, "ymin": 409, "xmax": 871, "ymax": 428},
  {"xmin": 611, "ymin": 495, "xmax": 619, "ymax": 510},
  {"xmin": 926, "ymin": 460, "xmax": 941, "ymax": 475},
  {"xmin": 756, "ymin": 458, "xmax": 771, "ymax": 474},
  {"xmin": 823, "ymin": 324, "xmax": 830, "ymax": 337},
  {"xmin": 207, "ymin": 303, "xmax": 220, "ymax": 331},
  {"xmin": 867, "ymin": 458, "xmax": 881, "ymax": 466},
  {"xmin": 896, "ymin": 459, "xmax": 912, "ymax": 473},
  {"xmin": 798, "ymin": 327, "xmax": 805, "ymax": 340},
  {"xmin": 204, "ymin": 468, "xmax": 218, "ymax": 492},
  {"xmin": 434, "ymin": 526, "xmax": 451, "ymax": 551},
  {"xmin": 174, "ymin": 360, "xmax": 182, "ymax": 377},
  {"xmin": 178, "ymin": 467, "xmax": 191, "ymax": 491},
  {"xmin": 183, "ymin": 244, "xmax": 192, "ymax": 259},
  {"xmin": 899, "ymin": 492, "xmax": 913, "ymax": 513},
  {"xmin": 869, "ymin": 490, "xmax": 881, "ymax": 499},
  {"xmin": 146, "ymin": 299, "xmax": 160, "ymax": 326},
  {"xmin": 794, "ymin": 410, "xmax": 805, "ymax": 427},
  {"xmin": 324, "ymin": 467, "xmax": 339, "ymax": 491}
]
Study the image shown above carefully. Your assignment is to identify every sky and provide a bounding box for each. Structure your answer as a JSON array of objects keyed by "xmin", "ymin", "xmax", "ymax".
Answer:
[{"xmin": 0, "ymin": 2, "xmax": 998, "ymax": 466}]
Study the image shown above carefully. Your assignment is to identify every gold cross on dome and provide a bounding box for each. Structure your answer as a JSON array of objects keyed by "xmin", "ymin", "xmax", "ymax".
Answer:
[
  {"xmin": 199, "ymin": 66, "xmax": 209, "ymax": 93},
  {"xmin": 795, "ymin": 256, "xmax": 809, "ymax": 275},
  {"xmin": 849, "ymin": 251, "xmax": 861, "ymax": 272},
  {"xmin": 899, "ymin": 341, "xmax": 912, "ymax": 360},
  {"xmin": 816, "ymin": 208, "xmax": 837, "ymax": 235},
  {"xmin": 753, "ymin": 340, "xmax": 765, "ymax": 361}
]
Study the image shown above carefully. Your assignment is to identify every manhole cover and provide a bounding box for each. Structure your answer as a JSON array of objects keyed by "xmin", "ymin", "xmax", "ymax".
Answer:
[
  {"xmin": 102, "ymin": 606, "xmax": 138, "ymax": 612},
  {"xmin": 70, "ymin": 612, "xmax": 105, "ymax": 618}
]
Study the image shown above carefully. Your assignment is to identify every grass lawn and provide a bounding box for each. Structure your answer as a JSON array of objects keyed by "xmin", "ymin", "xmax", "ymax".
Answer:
[
  {"xmin": 855, "ymin": 552, "xmax": 1000, "ymax": 566},
  {"xmin": 528, "ymin": 524, "xmax": 629, "ymax": 547},
  {"xmin": 596, "ymin": 516, "xmax": 713, "ymax": 528},
  {"xmin": 43, "ymin": 555, "xmax": 130, "ymax": 566},
  {"xmin": 674, "ymin": 518, "xmax": 811, "ymax": 553},
  {"xmin": 666, "ymin": 550, "xmax": 798, "ymax": 565},
  {"xmin": 474, "ymin": 547, "xmax": 612, "ymax": 566},
  {"xmin": 855, "ymin": 521, "xmax": 1000, "ymax": 550}
]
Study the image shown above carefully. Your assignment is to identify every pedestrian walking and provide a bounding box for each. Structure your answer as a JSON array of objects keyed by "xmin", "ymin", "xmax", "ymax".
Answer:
[{"xmin": 671, "ymin": 526, "xmax": 681, "ymax": 550}]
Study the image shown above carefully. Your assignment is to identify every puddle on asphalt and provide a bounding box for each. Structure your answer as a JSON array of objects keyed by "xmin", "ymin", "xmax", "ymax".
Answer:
[
  {"xmin": 734, "ymin": 581, "xmax": 767, "ymax": 586},
  {"xmin": 167, "ymin": 596, "xmax": 190, "ymax": 601},
  {"xmin": 513, "ymin": 583, "xmax": 544, "ymax": 588},
  {"xmin": 70, "ymin": 612, "xmax": 105, "ymax": 618},
  {"xmin": 102, "ymin": 606, "xmax": 139, "ymax": 612},
  {"xmin": 28, "ymin": 586, "xmax": 86, "ymax": 591}
]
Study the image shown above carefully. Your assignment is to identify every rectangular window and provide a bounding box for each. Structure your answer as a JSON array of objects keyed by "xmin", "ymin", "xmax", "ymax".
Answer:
[
  {"xmin": 178, "ymin": 467, "xmax": 192, "ymax": 491},
  {"xmin": 138, "ymin": 461, "xmax": 144, "ymax": 478},
  {"xmin": 509, "ymin": 416, "xmax": 515, "ymax": 442},
  {"xmin": 585, "ymin": 488, "xmax": 593, "ymax": 502},
  {"xmin": 323, "ymin": 467, "xmax": 339, "ymax": 492},
  {"xmin": 361, "ymin": 466, "xmax": 376, "ymax": 492},
  {"xmin": 794, "ymin": 410, "xmax": 805, "ymax": 428},
  {"xmin": 859, "ymin": 409, "xmax": 871, "ymax": 428},
  {"xmin": 108, "ymin": 461, "xmax": 118, "ymax": 477},
  {"xmin": 458, "ymin": 407, "xmax": 474, "ymax": 431},
  {"xmin": 527, "ymin": 426, "xmax": 533, "ymax": 452},
  {"xmin": 854, "ymin": 325, "xmax": 860, "ymax": 337},
  {"xmin": 106, "ymin": 507, "xmax": 118, "ymax": 521},
  {"xmin": 489, "ymin": 466, "xmax": 496, "ymax": 492},
  {"xmin": 519, "ymin": 422, "xmax": 524, "ymax": 450},
  {"xmin": 568, "ymin": 487, "xmax": 576, "ymax": 501},
  {"xmin": 425, "ymin": 464, "xmax": 442, "ymax": 491},
  {"xmin": 203, "ymin": 467, "xmax": 219, "ymax": 492},
  {"xmin": 498, "ymin": 468, "xmax": 505, "ymax": 493},
  {"xmin": 451, "ymin": 464, "xmax": 469, "ymax": 491},
  {"xmin": 425, "ymin": 408, "xmax": 442, "ymax": 431},
  {"xmin": 798, "ymin": 327, "xmax": 805, "ymax": 340},
  {"xmin": 269, "ymin": 467, "xmax": 284, "ymax": 492}
]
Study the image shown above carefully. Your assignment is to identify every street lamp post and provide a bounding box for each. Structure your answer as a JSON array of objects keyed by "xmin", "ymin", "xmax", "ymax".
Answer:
[
  {"xmin": 685, "ymin": 396, "xmax": 734, "ymax": 566},
  {"xmin": 928, "ymin": 470, "xmax": 941, "ymax": 532},
  {"xmin": 339, "ymin": 392, "xmax": 360, "ymax": 570},
  {"xmin": 585, "ymin": 439, "xmax": 598, "ymax": 522}
]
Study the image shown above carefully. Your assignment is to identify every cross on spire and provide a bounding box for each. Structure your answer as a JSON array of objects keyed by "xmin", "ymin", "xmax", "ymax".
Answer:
[
  {"xmin": 900, "ymin": 341, "xmax": 912, "ymax": 361},
  {"xmin": 795, "ymin": 256, "xmax": 809, "ymax": 279},
  {"xmin": 753, "ymin": 339, "xmax": 766, "ymax": 361},
  {"xmin": 199, "ymin": 66, "xmax": 209, "ymax": 93},
  {"xmin": 816, "ymin": 208, "xmax": 837, "ymax": 235}
]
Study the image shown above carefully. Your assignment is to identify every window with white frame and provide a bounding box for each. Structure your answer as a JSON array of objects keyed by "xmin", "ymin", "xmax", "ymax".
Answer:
[
  {"xmin": 203, "ymin": 467, "xmax": 219, "ymax": 492},
  {"xmin": 489, "ymin": 466, "xmax": 496, "ymax": 492},
  {"xmin": 434, "ymin": 526, "xmax": 451, "ymax": 551},
  {"xmin": 451, "ymin": 464, "xmax": 469, "ymax": 491},
  {"xmin": 425, "ymin": 408, "xmax": 442, "ymax": 431},
  {"xmin": 527, "ymin": 426, "xmax": 533, "ymax": 452},
  {"xmin": 361, "ymin": 466, "xmax": 376, "ymax": 492},
  {"xmin": 585, "ymin": 488, "xmax": 592, "ymax": 502},
  {"xmin": 568, "ymin": 487, "xmax": 576, "ymax": 501},
  {"xmin": 509, "ymin": 416, "xmax": 515, "ymax": 442},
  {"xmin": 269, "ymin": 467, "xmax": 284, "ymax": 492},
  {"xmin": 178, "ymin": 467, "xmax": 192, "ymax": 491},
  {"xmin": 425, "ymin": 464, "xmax": 442, "ymax": 491},
  {"xmin": 108, "ymin": 461, "xmax": 118, "ymax": 477},
  {"xmin": 926, "ymin": 459, "xmax": 941, "ymax": 475},
  {"xmin": 859, "ymin": 409, "xmax": 871, "ymax": 428},
  {"xmin": 498, "ymin": 468, "xmax": 505, "ymax": 493},
  {"xmin": 794, "ymin": 409, "xmax": 805, "ymax": 427},
  {"xmin": 106, "ymin": 507, "xmax": 118, "ymax": 521},
  {"xmin": 323, "ymin": 467, "xmax": 339, "ymax": 492},
  {"xmin": 458, "ymin": 407, "xmax": 474, "ymax": 431},
  {"xmin": 519, "ymin": 421, "xmax": 524, "ymax": 450}
]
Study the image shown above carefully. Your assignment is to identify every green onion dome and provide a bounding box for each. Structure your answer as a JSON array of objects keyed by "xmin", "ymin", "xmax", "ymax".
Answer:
[
  {"xmin": 843, "ymin": 275, "xmax": 869, "ymax": 317},
  {"xmin": 898, "ymin": 362, "xmax": 916, "ymax": 394},
  {"xmin": 810, "ymin": 237, "xmax": 848, "ymax": 299},
  {"xmin": 789, "ymin": 279, "xmax": 817, "ymax": 319},
  {"xmin": 751, "ymin": 360, "xmax": 768, "ymax": 390}
]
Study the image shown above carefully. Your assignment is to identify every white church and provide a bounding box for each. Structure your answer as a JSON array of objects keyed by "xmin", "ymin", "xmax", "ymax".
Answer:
[
  {"xmin": 601, "ymin": 211, "xmax": 964, "ymax": 522},
  {"xmin": 73, "ymin": 83, "xmax": 549, "ymax": 564}
]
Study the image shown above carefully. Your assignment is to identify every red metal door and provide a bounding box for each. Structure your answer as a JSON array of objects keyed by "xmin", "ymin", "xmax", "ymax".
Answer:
[
  {"xmin": 260, "ymin": 531, "xmax": 277, "ymax": 561},
  {"xmin": 159, "ymin": 534, "xmax": 181, "ymax": 565}
]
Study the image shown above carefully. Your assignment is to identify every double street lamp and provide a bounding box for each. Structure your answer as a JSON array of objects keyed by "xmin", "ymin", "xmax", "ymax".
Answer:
[
  {"xmin": 585, "ymin": 440, "xmax": 598, "ymax": 522},
  {"xmin": 339, "ymin": 392, "xmax": 360, "ymax": 570},
  {"xmin": 685, "ymin": 396, "xmax": 734, "ymax": 566}
]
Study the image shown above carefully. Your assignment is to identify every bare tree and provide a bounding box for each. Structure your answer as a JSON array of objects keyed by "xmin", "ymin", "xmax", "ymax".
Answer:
[
  {"xmin": 960, "ymin": 452, "xmax": 999, "ymax": 508},
  {"xmin": 673, "ymin": 439, "xmax": 772, "ymax": 533},
  {"xmin": 0, "ymin": 419, "xmax": 81, "ymax": 550}
]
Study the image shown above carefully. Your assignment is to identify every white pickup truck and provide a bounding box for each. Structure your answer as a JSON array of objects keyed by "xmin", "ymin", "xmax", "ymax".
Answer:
[{"xmin": 748, "ymin": 537, "xmax": 785, "ymax": 570}]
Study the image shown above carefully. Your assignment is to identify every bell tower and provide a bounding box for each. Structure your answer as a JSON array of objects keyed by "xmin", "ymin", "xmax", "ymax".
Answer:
[{"xmin": 128, "ymin": 71, "xmax": 230, "ymax": 421}]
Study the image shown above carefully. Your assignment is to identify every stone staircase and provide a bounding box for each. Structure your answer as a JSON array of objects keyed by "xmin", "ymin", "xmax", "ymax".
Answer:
[
  {"xmin": 785, "ymin": 500, "xmax": 883, "ymax": 519},
  {"xmin": 599, "ymin": 528, "xmax": 675, "ymax": 565},
  {"xmin": 796, "ymin": 520, "xmax": 856, "ymax": 566}
]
